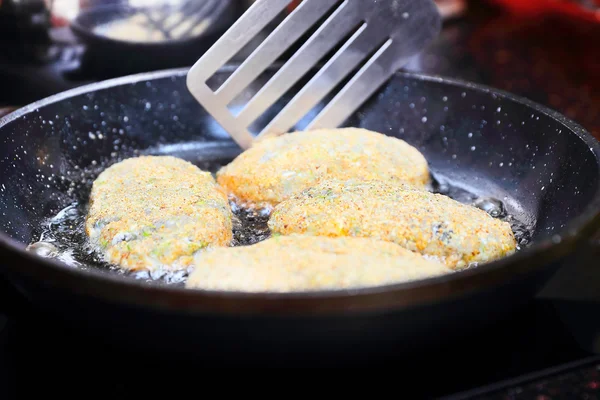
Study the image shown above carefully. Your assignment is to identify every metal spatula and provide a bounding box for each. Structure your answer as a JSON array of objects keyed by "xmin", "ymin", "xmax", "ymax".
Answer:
[{"xmin": 186, "ymin": 0, "xmax": 441, "ymax": 150}]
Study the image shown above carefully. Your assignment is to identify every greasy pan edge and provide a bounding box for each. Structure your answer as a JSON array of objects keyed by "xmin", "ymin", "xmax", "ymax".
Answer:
[{"xmin": 0, "ymin": 66, "xmax": 599, "ymax": 316}]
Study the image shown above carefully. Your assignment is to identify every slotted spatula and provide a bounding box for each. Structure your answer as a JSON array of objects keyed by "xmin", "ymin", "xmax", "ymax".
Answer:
[{"xmin": 186, "ymin": 0, "xmax": 441, "ymax": 150}]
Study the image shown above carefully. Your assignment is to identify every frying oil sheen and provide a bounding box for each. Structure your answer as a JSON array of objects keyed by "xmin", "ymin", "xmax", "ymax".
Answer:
[{"xmin": 27, "ymin": 154, "xmax": 533, "ymax": 286}]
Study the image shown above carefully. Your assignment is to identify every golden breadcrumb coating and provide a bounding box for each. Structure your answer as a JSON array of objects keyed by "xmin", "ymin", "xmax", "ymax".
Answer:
[
  {"xmin": 216, "ymin": 127, "xmax": 430, "ymax": 208},
  {"xmin": 85, "ymin": 155, "xmax": 233, "ymax": 272},
  {"xmin": 185, "ymin": 234, "xmax": 451, "ymax": 292},
  {"xmin": 268, "ymin": 179, "xmax": 517, "ymax": 269}
]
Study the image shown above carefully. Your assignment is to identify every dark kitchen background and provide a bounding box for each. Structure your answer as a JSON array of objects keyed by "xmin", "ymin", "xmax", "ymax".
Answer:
[{"xmin": 1, "ymin": 0, "xmax": 600, "ymax": 397}]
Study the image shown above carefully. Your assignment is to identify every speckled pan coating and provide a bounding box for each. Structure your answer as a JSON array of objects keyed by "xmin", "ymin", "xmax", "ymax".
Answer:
[
  {"xmin": 216, "ymin": 127, "xmax": 430, "ymax": 208},
  {"xmin": 268, "ymin": 179, "xmax": 517, "ymax": 269},
  {"xmin": 185, "ymin": 234, "xmax": 452, "ymax": 292},
  {"xmin": 85, "ymin": 155, "xmax": 233, "ymax": 272}
]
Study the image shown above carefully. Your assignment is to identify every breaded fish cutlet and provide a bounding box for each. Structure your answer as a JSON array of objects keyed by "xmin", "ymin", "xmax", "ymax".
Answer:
[
  {"xmin": 216, "ymin": 127, "xmax": 430, "ymax": 208},
  {"xmin": 268, "ymin": 179, "xmax": 517, "ymax": 269},
  {"xmin": 185, "ymin": 234, "xmax": 452, "ymax": 292},
  {"xmin": 85, "ymin": 155, "xmax": 233, "ymax": 272}
]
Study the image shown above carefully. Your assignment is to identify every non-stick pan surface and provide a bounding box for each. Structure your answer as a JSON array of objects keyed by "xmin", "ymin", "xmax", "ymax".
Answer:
[{"xmin": 0, "ymin": 66, "xmax": 599, "ymax": 365}]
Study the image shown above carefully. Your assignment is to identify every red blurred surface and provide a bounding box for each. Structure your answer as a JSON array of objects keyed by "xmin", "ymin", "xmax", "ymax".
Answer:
[
  {"xmin": 466, "ymin": 7, "xmax": 600, "ymax": 138},
  {"xmin": 489, "ymin": 0, "xmax": 600, "ymax": 23}
]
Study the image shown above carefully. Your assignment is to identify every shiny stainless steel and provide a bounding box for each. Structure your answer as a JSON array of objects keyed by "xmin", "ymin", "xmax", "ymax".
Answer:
[{"xmin": 186, "ymin": 0, "xmax": 441, "ymax": 149}]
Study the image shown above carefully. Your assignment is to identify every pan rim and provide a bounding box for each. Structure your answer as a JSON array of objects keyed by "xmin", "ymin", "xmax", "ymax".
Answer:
[{"xmin": 0, "ymin": 65, "xmax": 599, "ymax": 313}]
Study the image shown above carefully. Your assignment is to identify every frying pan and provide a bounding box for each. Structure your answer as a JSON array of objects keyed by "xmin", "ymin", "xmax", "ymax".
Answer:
[
  {"xmin": 0, "ymin": 65, "xmax": 599, "ymax": 367},
  {"xmin": 68, "ymin": 1, "xmax": 239, "ymax": 78}
]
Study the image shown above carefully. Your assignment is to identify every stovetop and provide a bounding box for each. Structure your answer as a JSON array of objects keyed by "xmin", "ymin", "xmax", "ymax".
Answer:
[
  {"xmin": 1, "ymin": 0, "xmax": 600, "ymax": 396},
  {"xmin": 0, "ymin": 276, "xmax": 596, "ymax": 398}
]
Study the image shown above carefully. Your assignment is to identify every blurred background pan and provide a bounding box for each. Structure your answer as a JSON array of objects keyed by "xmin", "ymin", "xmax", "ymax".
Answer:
[{"xmin": 67, "ymin": 0, "xmax": 240, "ymax": 77}]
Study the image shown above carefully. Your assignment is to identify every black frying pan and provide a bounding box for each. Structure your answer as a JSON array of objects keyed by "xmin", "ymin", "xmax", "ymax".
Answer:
[
  {"xmin": 0, "ymin": 65, "xmax": 599, "ymax": 367},
  {"xmin": 68, "ymin": 1, "xmax": 239, "ymax": 78}
]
